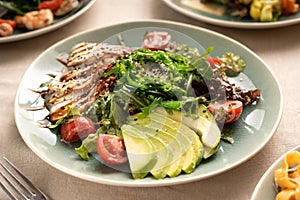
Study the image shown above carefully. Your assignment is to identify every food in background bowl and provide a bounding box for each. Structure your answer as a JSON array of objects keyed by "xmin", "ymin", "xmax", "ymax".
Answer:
[{"xmin": 274, "ymin": 150, "xmax": 300, "ymax": 199}]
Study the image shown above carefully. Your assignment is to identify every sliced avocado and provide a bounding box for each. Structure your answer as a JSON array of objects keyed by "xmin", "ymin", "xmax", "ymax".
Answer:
[
  {"xmin": 143, "ymin": 113, "xmax": 199, "ymax": 176},
  {"xmin": 144, "ymin": 132, "xmax": 173, "ymax": 179},
  {"xmin": 129, "ymin": 112, "xmax": 202, "ymax": 178},
  {"xmin": 198, "ymin": 103, "xmax": 214, "ymax": 120},
  {"xmin": 203, "ymin": 142, "xmax": 220, "ymax": 159},
  {"xmin": 197, "ymin": 117, "xmax": 221, "ymax": 148},
  {"xmin": 121, "ymin": 125, "xmax": 157, "ymax": 179},
  {"xmin": 154, "ymin": 105, "xmax": 221, "ymax": 149},
  {"xmin": 130, "ymin": 123, "xmax": 183, "ymax": 178},
  {"xmin": 182, "ymin": 135, "xmax": 203, "ymax": 173},
  {"xmin": 149, "ymin": 136, "xmax": 172, "ymax": 179},
  {"xmin": 181, "ymin": 143, "xmax": 196, "ymax": 174},
  {"xmin": 167, "ymin": 155, "xmax": 186, "ymax": 177},
  {"xmin": 194, "ymin": 134, "xmax": 204, "ymax": 165},
  {"xmin": 149, "ymin": 112, "xmax": 197, "ymax": 144},
  {"xmin": 130, "ymin": 114, "xmax": 188, "ymax": 159}
]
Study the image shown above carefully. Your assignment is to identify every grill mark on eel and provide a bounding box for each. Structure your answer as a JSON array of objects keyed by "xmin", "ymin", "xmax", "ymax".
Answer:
[{"xmin": 42, "ymin": 42, "xmax": 134, "ymax": 121}]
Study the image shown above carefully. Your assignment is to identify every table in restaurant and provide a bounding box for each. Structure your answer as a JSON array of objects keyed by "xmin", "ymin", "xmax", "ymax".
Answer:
[{"xmin": 1, "ymin": 0, "xmax": 300, "ymax": 199}]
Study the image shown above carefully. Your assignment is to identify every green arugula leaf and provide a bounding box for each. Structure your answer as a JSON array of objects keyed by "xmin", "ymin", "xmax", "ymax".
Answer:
[
  {"xmin": 221, "ymin": 126, "xmax": 234, "ymax": 144},
  {"xmin": 75, "ymin": 132, "xmax": 99, "ymax": 160}
]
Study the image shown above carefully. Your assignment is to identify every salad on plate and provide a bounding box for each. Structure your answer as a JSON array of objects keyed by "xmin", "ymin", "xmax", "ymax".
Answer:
[{"xmin": 27, "ymin": 30, "xmax": 261, "ymax": 179}]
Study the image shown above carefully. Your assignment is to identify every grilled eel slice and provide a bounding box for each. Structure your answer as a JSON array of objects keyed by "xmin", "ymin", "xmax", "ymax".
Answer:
[{"xmin": 40, "ymin": 42, "xmax": 134, "ymax": 121}]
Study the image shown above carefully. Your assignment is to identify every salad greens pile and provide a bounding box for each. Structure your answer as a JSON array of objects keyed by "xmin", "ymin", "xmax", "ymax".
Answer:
[
  {"xmin": 32, "ymin": 31, "xmax": 261, "ymax": 179},
  {"xmin": 75, "ymin": 44, "xmax": 246, "ymax": 160}
]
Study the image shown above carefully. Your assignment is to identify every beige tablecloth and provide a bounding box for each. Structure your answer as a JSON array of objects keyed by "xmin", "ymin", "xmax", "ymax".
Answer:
[{"xmin": 1, "ymin": 0, "xmax": 300, "ymax": 199}]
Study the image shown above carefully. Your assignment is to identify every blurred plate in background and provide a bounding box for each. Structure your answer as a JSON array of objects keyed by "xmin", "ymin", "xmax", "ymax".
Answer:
[
  {"xmin": 163, "ymin": 0, "xmax": 300, "ymax": 29},
  {"xmin": 0, "ymin": 0, "xmax": 96, "ymax": 43}
]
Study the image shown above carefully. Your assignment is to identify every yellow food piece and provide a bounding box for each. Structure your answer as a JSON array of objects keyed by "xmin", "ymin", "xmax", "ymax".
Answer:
[{"xmin": 274, "ymin": 151, "xmax": 300, "ymax": 200}]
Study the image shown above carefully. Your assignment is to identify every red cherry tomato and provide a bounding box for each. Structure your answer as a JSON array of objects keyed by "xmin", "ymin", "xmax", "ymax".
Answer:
[
  {"xmin": 282, "ymin": 0, "xmax": 299, "ymax": 14},
  {"xmin": 208, "ymin": 100, "xmax": 243, "ymax": 124},
  {"xmin": 0, "ymin": 19, "xmax": 16, "ymax": 29},
  {"xmin": 96, "ymin": 134, "xmax": 128, "ymax": 165},
  {"xmin": 38, "ymin": 0, "xmax": 62, "ymax": 13},
  {"xmin": 60, "ymin": 115, "xmax": 95, "ymax": 143},
  {"xmin": 206, "ymin": 57, "xmax": 221, "ymax": 69},
  {"xmin": 142, "ymin": 31, "xmax": 171, "ymax": 50}
]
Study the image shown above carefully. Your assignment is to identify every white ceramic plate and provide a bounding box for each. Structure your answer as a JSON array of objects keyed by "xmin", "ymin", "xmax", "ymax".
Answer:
[
  {"xmin": 251, "ymin": 145, "xmax": 300, "ymax": 200},
  {"xmin": 0, "ymin": 0, "xmax": 95, "ymax": 43},
  {"xmin": 15, "ymin": 20, "xmax": 283, "ymax": 187},
  {"xmin": 163, "ymin": 0, "xmax": 300, "ymax": 29}
]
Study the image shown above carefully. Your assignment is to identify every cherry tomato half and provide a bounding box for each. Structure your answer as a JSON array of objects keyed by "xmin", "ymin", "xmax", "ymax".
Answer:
[
  {"xmin": 142, "ymin": 31, "xmax": 171, "ymax": 51},
  {"xmin": 60, "ymin": 115, "xmax": 95, "ymax": 143},
  {"xmin": 96, "ymin": 134, "xmax": 128, "ymax": 165},
  {"xmin": 38, "ymin": 0, "xmax": 62, "ymax": 13},
  {"xmin": 206, "ymin": 57, "xmax": 221, "ymax": 69},
  {"xmin": 208, "ymin": 100, "xmax": 243, "ymax": 124},
  {"xmin": 282, "ymin": 0, "xmax": 299, "ymax": 14}
]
